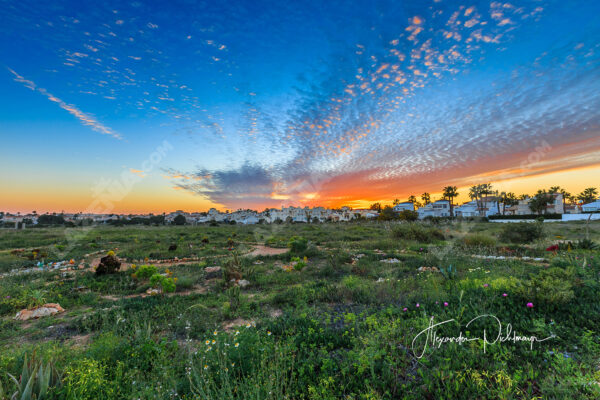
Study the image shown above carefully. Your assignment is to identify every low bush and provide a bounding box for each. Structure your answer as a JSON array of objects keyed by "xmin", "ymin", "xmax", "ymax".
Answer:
[
  {"xmin": 132, "ymin": 264, "xmax": 158, "ymax": 280},
  {"xmin": 499, "ymin": 222, "xmax": 544, "ymax": 244},
  {"xmin": 288, "ymin": 236, "xmax": 308, "ymax": 254},
  {"xmin": 391, "ymin": 223, "xmax": 445, "ymax": 243},
  {"xmin": 460, "ymin": 234, "xmax": 496, "ymax": 248}
]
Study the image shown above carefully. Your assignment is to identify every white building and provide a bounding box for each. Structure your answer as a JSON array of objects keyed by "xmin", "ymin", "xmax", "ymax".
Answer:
[
  {"xmin": 393, "ymin": 202, "xmax": 414, "ymax": 212},
  {"xmin": 581, "ymin": 199, "xmax": 600, "ymax": 213},
  {"xmin": 417, "ymin": 200, "xmax": 450, "ymax": 219}
]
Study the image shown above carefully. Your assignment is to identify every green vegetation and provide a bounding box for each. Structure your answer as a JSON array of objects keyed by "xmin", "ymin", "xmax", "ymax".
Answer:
[{"xmin": 0, "ymin": 221, "xmax": 599, "ymax": 399}]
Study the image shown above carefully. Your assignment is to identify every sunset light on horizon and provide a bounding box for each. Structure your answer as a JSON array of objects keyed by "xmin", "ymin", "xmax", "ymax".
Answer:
[{"xmin": 1, "ymin": 0, "xmax": 599, "ymax": 214}]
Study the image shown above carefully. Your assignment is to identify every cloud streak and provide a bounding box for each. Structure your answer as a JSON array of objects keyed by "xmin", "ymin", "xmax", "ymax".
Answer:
[{"xmin": 7, "ymin": 67, "xmax": 121, "ymax": 139}]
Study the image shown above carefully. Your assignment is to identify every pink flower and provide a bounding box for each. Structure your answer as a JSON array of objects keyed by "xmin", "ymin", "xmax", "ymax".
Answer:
[
  {"xmin": 443, "ymin": 302, "xmax": 448, "ymax": 307},
  {"xmin": 526, "ymin": 302, "xmax": 534, "ymax": 308},
  {"xmin": 483, "ymin": 284, "xmax": 489, "ymax": 288},
  {"xmin": 403, "ymin": 307, "xmax": 408, "ymax": 312},
  {"xmin": 502, "ymin": 293, "xmax": 508, "ymax": 297},
  {"xmin": 416, "ymin": 303, "xmax": 420, "ymax": 308}
]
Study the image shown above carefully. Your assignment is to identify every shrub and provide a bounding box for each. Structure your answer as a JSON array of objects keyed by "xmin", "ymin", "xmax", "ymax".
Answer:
[
  {"xmin": 149, "ymin": 274, "xmax": 176, "ymax": 293},
  {"xmin": 391, "ymin": 223, "xmax": 445, "ymax": 243},
  {"xmin": 460, "ymin": 234, "xmax": 496, "ymax": 248},
  {"xmin": 499, "ymin": 222, "xmax": 544, "ymax": 244},
  {"xmin": 288, "ymin": 236, "xmax": 308, "ymax": 254},
  {"xmin": 61, "ymin": 358, "xmax": 112, "ymax": 399},
  {"xmin": 132, "ymin": 264, "xmax": 158, "ymax": 280},
  {"xmin": 398, "ymin": 210, "xmax": 419, "ymax": 221}
]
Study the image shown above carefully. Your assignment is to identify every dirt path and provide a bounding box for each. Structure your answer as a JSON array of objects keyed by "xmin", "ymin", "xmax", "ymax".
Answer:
[{"xmin": 244, "ymin": 245, "xmax": 288, "ymax": 257}]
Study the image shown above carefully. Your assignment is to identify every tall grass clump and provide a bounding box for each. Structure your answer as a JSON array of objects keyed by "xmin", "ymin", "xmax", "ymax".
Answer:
[
  {"xmin": 391, "ymin": 223, "xmax": 445, "ymax": 243},
  {"xmin": 499, "ymin": 222, "xmax": 544, "ymax": 244}
]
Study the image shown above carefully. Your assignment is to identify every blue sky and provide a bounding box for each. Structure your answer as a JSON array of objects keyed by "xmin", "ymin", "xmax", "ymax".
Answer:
[{"xmin": 1, "ymin": 0, "xmax": 599, "ymax": 212}]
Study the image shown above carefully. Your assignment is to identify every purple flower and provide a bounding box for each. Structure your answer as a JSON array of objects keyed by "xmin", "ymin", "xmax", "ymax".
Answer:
[
  {"xmin": 416, "ymin": 303, "xmax": 420, "ymax": 308},
  {"xmin": 403, "ymin": 307, "xmax": 408, "ymax": 312},
  {"xmin": 443, "ymin": 302, "xmax": 448, "ymax": 307},
  {"xmin": 527, "ymin": 302, "xmax": 534, "ymax": 308},
  {"xmin": 483, "ymin": 283, "xmax": 489, "ymax": 288},
  {"xmin": 502, "ymin": 293, "xmax": 508, "ymax": 297}
]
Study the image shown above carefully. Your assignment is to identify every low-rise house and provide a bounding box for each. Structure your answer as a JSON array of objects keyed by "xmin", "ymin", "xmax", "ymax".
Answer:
[
  {"xmin": 581, "ymin": 198, "xmax": 600, "ymax": 213},
  {"xmin": 417, "ymin": 200, "xmax": 450, "ymax": 219},
  {"xmin": 393, "ymin": 202, "xmax": 414, "ymax": 212}
]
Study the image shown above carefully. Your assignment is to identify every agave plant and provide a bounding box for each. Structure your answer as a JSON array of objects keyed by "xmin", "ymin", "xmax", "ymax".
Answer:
[
  {"xmin": 439, "ymin": 264, "xmax": 457, "ymax": 280},
  {"xmin": 6, "ymin": 354, "xmax": 62, "ymax": 400}
]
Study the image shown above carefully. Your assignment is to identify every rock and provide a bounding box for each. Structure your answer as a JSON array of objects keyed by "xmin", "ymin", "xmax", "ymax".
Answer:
[
  {"xmin": 15, "ymin": 303, "xmax": 65, "ymax": 321},
  {"xmin": 168, "ymin": 244, "xmax": 178, "ymax": 251},
  {"xmin": 381, "ymin": 258, "xmax": 401, "ymax": 264},
  {"xmin": 146, "ymin": 287, "xmax": 161, "ymax": 296},
  {"xmin": 238, "ymin": 279, "xmax": 250, "ymax": 288},
  {"xmin": 95, "ymin": 254, "xmax": 121, "ymax": 275},
  {"xmin": 204, "ymin": 266, "xmax": 222, "ymax": 279}
]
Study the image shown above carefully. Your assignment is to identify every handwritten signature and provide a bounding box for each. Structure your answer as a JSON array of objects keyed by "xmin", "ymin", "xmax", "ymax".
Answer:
[{"xmin": 411, "ymin": 314, "xmax": 555, "ymax": 358}]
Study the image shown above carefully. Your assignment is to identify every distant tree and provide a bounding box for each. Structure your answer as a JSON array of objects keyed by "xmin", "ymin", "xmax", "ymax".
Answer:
[
  {"xmin": 407, "ymin": 195, "xmax": 419, "ymax": 210},
  {"xmin": 37, "ymin": 214, "xmax": 65, "ymax": 225},
  {"xmin": 378, "ymin": 205, "xmax": 398, "ymax": 221},
  {"xmin": 421, "ymin": 193, "xmax": 431, "ymax": 205},
  {"xmin": 519, "ymin": 194, "xmax": 529, "ymax": 200},
  {"xmin": 549, "ymin": 186, "xmax": 561, "ymax": 194},
  {"xmin": 529, "ymin": 190, "xmax": 554, "ymax": 215},
  {"xmin": 369, "ymin": 203, "xmax": 382, "ymax": 212},
  {"xmin": 398, "ymin": 210, "xmax": 419, "ymax": 221},
  {"xmin": 501, "ymin": 192, "xmax": 518, "ymax": 215},
  {"xmin": 560, "ymin": 189, "xmax": 571, "ymax": 207},
  {"xmin": 392, "ymin": 198, "xmax": 400, "ymax": 206},
  {"xmin": 578, "ymin": 187, "xmax": 598, "ymax": 204},
  {"xmin": 173, "ymin": 215, "xmax": 187, "ymax": 225},
  {"xmin": 442, "ymin": 186, "xmax": 459, "ymax": 216}
]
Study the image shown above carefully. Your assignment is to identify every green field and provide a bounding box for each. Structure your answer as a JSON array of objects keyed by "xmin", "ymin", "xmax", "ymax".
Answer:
[{"xmin": 1, "ymin": 220, "xmax": 599, "ymax": 399}]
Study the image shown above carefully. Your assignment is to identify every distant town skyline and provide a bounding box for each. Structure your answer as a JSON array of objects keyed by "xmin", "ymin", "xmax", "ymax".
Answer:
[{"xmin": 2, "ymin": 1, "xmax": 599, "ymax": 214}]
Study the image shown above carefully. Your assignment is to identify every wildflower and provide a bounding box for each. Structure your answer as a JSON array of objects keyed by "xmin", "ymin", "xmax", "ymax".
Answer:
[
  {"xmin": 235, "ymin": 342, "xmax": 239, "ymax": 347},
  {"xmin": 443, "ymin": 302, "xmax": 448, "ymax": 307},
  {"xmin": 416, "ymin": 303, "xmax": 420, "ymax": 308},
  {"xmin": 231, "ymin": 362, "xmax": 235, "ymax": 367},
  {"xmin": 235, "ymin": 330, "xmax": 240, "ymax": 335},
  {"xmin": 527, "ymin": 302, "xmax": 534, "ymax": 308},
  {"xmin": 204, "ymin": 365, "xmax": 208, "ymax": 370},
  {"xmin": 403, "ymin": 307, "xmax": 408, "ymax": 311},
  {"xmin": 502, "ymin": 293, "xmax": 508, "ymax": 297},
  {"xmin": 267, "ymin": 331, "xmax": 272, "ymax": 336},
  {"xmin": 211, "ymin": 339, "xmax": 216, "ymax": 344},
  {"xmin": 483, "ymin": 283, "xmax": 489, "ymax": 288},
  {"xmin": 213, "ymin": 330, "xmax": 218, "ymax": 335},
  {"xmin": 245, "ymin": 323, "xmax": 251, "ymax": 328},
  {"xmin": 205, "ymin": 340, "xmax": 210, "ymax": 345}
]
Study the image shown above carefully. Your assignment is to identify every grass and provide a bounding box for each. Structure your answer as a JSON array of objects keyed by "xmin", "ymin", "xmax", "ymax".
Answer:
[{"xmin": 0, "ymin": 220, "xmax": 599, "ymax": 398}]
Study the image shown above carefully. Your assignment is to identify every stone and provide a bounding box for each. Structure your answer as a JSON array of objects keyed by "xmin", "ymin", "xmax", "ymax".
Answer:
[
  {"xmin": 15, "ymin": 303, "xmax": 65, "ymax": 321},
  {"xmin": 146, "ymin": 287, "xmax": 161, "ymax": 296},
  {"xmin": 204, "ymin": 266, "xmax": 222, "ymax": 279},
  {"xmin": 238, "ymin": 279, "xmax": 250, "ymax": 288},
  {"xmin": 95, "ymin": 254, "xmax": 121, "ymax": 275}
]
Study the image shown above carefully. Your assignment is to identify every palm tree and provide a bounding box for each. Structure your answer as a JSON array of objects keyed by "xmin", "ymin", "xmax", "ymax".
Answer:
[
  {"xmin": 518, "ymin": 194, "xmax": 529, "ymax": 200},
  {"xmin": 442, "ymin": 186, "xmax": 459, "ymax": 217},
  {"xmin": 559, "ymin": 188, "xmax": 571, "ymax": 207},
  {"xmin": 549, "ymin": 186, "xmax": 561, "ymax": 194},
  {"xmin": 392, "ymin": 199, "xmax": 400, "ymax": 206},
  {"xmin": 370, "ymin": 203, "xmax": 382, "ymax": 212},
  {"xmin": 578, "ymin": 187, "xmax": 598, "ymax": 204},
  {"xmin": 501, "ymin": 192, "xmax": 518, "ymax": 215},
  {"xmin": 421, "ymin": 192, "xmax": 431, "ymax": 205},
  {"xmin": 407, "ymin": 195, "xmax": 420, "ymax": 210}
]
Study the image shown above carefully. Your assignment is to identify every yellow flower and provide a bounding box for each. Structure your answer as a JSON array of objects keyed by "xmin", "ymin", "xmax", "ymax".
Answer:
[
  {"xmin": 213, "ymin": 330, "xmax": 218, "ymax": 335},
  {"xmin": 267, "ymin": 331, "xmax": 272, "ymax": 336},
  {"xmin": 235, "ymin": 342, "xmax": 239, "ymax": 348},
  {"xmin": 131, "ymin": 264, "xmax": 137, "ymax": 270},
  {"xmin": 211, "ymin": 339, "xmax": 216, "ymax": 344},
  {"xmin": 204, "ymin": 365, "xmax": 208, "ymax": 370},
  {"xmin": 235, "ymin": 330, "xmax": 240, "ymax": 335},
  {"xmin": 205, "ymin": 340, "xmax": 210, "ymax": 345}
]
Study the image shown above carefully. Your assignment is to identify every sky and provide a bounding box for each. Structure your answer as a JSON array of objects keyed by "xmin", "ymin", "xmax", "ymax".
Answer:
[{"xmin": 1, "ymin": 0, "xmax": 599, "ymax": 214}]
